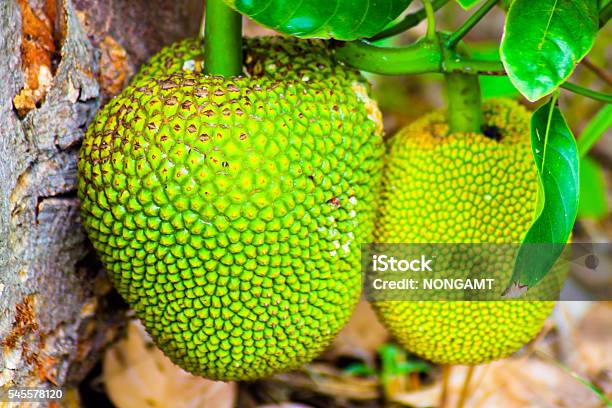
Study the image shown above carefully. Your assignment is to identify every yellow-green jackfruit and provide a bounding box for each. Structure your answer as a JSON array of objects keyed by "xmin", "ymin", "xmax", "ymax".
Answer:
[
  {"xmin": 78, "ymin": 37, "xmax": 384, "ymax": 380},
  {"xmin": 373, "ymin": 99, "xmax": 555, "ymax": 365}
]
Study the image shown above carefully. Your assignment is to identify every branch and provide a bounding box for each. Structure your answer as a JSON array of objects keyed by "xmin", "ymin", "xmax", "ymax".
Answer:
[
  {"xmin": 335, "ymin": 40, "xmax": 442, "ymax": 75},
  {"xmin": 335, "ymin": 39, "xmax": 503, "ymax": 76},
  {"xmin": 582, "ymin": 58, "xmax": 612, "ymax": 86},
  {"xmin": 442, "ymin": 56, "xmax": 506, "ymax": 75},
  {"xmin": 369, "ymin": 0, "xmax": 450, "ymax": 41},
  {"xmin": 560, "ymin": 82, "xmax": 612, "ymax": 104},
  {"xmin": 446, "ymin": 0, "xmax": 498, "ymax": 48},
  {"xmin": 422, "ymin": 0, "xmax": 437, "ymax": 40},
  {"xmin": 336, "ymin": 41, "xmax": 612, "ymax": 104}
]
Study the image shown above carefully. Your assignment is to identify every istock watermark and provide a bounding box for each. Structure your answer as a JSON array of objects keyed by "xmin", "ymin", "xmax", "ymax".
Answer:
[
  {"xmin": 372, "ymin": 254, "xmax": 433, "ymax": 272},
  {"xmin": 362, "ymin": 243, "xmax": 612, "ymax": 301}
]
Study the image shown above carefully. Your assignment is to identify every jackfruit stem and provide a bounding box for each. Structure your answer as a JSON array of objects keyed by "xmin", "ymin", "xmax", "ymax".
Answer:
[
  {"xmin": 335, "ymin": 39, "xmax": 442, "ymax": 75},
  {"xmin": 445, "ymin": 73, "xmax": 483, "ymax": 134},
  {"xmin": 204, "ymin": 0, "xmax": 243, "ymax": 77},
  {"xmin": 335, "ymin": 40, "xmax": 506, "ymax": 76}
]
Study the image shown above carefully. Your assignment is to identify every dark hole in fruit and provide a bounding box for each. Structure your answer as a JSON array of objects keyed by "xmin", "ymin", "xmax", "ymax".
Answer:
[{"xmin": 482, "ymin": 125, "xmax": 502, "ymax": 141}]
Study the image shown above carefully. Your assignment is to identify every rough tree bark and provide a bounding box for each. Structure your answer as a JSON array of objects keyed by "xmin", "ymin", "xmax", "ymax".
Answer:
[{"xmin": 0, "ymin": 0, "xmax": 201, "ymax": 399}]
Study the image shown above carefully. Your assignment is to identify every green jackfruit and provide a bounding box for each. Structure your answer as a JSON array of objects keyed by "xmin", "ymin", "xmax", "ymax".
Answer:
[
  {"xmin": 373, "ymin": 99, "xmax": 556, "ymax": 365},
  {"xmin": 78, "ymin": 37, "xmax": 384, "ymax": 380}
]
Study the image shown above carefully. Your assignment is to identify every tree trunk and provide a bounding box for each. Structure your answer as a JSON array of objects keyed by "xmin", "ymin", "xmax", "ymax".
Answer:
[{"xmin": 0, "ymin": 0, "xmax": 201, "ymax": 395}]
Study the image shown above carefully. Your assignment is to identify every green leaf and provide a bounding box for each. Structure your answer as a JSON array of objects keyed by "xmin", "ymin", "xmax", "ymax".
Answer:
[
  {"xmin": 536, "ymin": 351, "xmax": 612, "ymax": 407},
  {"xmin": 455, "ymin": 0, "xmax": 480, "ymax": 9},
  {"xmin": 510, "ymin": 98, "xmax": 579, "ymax": 288},
  {"xmin": 578, "ymin": 156, "xmax": 608, "ymax": 219},
  {"xmin": 576, "ymin": 105, "xmax": 612, "ymax": 220},
  {"xmin": 577, "ymin": 104, "xmax": 612, "ymax": 157},
  {"xmin": 378, "ymin": 344, "xmax": 430, "ymax": 386},
  {"xmin": 395, "ymin": 361, "xmax": 431, "ymax": 375},
  {"xmin": 500, "ymin": 0, "xmax": 599, "ymax": 101},
  {"xmin": 224, "ymin": 0, "xmax": 413, "ymax": 40},
  {"xmin": 344, "ymin": 363, "xmax": 376, "ymax": 376},
  {"xmin": 378, "ymin": 344, "xmax": 401, "ymax": 378}
]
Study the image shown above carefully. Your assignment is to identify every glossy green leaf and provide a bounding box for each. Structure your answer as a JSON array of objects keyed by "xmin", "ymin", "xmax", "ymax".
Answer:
[
  {"xmin": 578, "ymin": 156, "xmax": 608, "ymax": 219},
  {"xmin": 500, "ymin": 0, "xmax": 598, "ymax": 101},
  {"xmin": 455, "ymin": 0, "xmax": 480, "ymax": 9},
  {"xmin": 224, "ymin": 0, "xmax": 413, "ymax": 40},
  {"xmin": 510, "ymin": 99, "xmax": 579, "ymax": 289}
]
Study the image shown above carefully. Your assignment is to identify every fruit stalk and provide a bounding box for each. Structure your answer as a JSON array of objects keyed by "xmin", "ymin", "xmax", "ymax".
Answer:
[
  {"xmin": 335, "ymin": 40, "xmax": 504, "ymax": 76},
  {"xmin": 338, "ymin": 42, "xmax": 612, "ymax": 102},
  {"xmin": 445, "ymin": 72, "xmax": 483, "ymax": 134},
  {"xmin": 335, "ymin": 40, "xmax": 442, "ymax": 75},
  {"xmin": 204, "ymin": 0, "xmax": 243, "ymax": 76}
]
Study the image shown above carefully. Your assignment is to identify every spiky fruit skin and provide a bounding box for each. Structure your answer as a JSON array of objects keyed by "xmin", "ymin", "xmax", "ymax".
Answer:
[
  {"xmin": 373, "ymin": 99, "xmax": 555, "ymax": 365},
  {"xmin": 78, "ymin": 37, "xmax": 384, "ymax": 381}
]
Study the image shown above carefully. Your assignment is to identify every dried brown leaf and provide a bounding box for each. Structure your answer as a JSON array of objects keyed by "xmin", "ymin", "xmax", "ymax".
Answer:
[
  {"xmin": 270, "ymin": 363, "xmax": 379, "ymax": 400},
  {"xmin": 258, "ymin": 404, "xmax": 315, "ymax": 408},
  {"xmin": 103, "ymin": 320, "xmax": 236, "ymax": 408}
]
